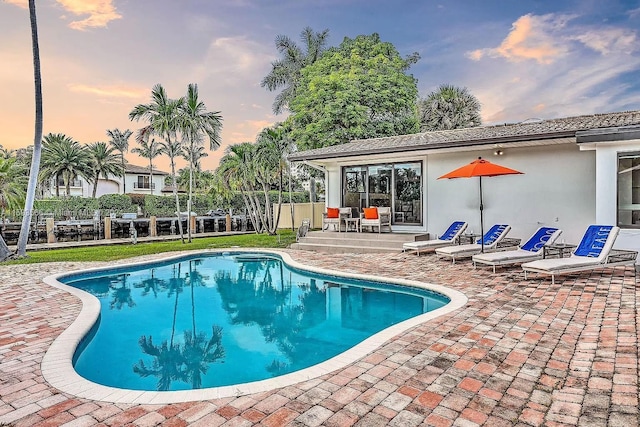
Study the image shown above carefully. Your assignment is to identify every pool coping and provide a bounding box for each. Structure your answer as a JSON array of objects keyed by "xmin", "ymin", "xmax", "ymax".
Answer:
[{"xmin": 40, "ymin": 249, "xmax": 467, "ymax": 404}]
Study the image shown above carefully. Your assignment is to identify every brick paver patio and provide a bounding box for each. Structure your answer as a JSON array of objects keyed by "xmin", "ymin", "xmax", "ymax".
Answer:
[{"xmin": 0, "ymin": 250, "xmax": 637, "ymax": 426}]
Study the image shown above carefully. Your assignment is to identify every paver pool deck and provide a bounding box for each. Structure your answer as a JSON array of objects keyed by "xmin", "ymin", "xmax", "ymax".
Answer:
[{"xmin": 0, "ymin": 249, "xmax": 638, "ymax": 427}]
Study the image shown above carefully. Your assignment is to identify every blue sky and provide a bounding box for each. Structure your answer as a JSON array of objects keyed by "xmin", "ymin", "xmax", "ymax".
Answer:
[{"xmin": 1, "ymin": 0, "xmax": 639, "ymax": 170}]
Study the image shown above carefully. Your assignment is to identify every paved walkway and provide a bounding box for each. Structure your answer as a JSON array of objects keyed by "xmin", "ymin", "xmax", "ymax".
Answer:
[{"xmin": 0, "ymin": 250, "xmax": 637, "ymax": 426}]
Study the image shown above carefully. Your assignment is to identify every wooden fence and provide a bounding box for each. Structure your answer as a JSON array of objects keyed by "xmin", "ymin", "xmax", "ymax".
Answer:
[{"xmin": 273, "ymin": 202, "xmax": 325, "ymax": 230}]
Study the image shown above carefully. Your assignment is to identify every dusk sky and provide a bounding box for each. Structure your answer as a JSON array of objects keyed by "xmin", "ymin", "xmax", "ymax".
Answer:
[{"xmin": 1, "ymin": 0, "xmax": 639, "ymax": 172}]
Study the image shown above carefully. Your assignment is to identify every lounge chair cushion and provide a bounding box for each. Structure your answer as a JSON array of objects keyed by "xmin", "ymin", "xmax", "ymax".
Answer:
[
  {"xmin": 477, "ymin": 224, "xmax": 509, "ymax": 245},
  {"xmin": 363, "ymin": 207, "xmax": 378, "ymax": 219},
  {"xmin": 440, "ymin": 221, "xmax": 467, "ymax": 241},
  {"xmin": 326, "ymin": 207, "xmax": 340, "ymax": 218},
  {"xmin": 522, "ymin": 257, "xmax": 604, "ymax": 272},
  {"xmin": 520, "ymin": 227, "xmax": 561, "ymax": 253},
  {"xmin": 474, "ymin": 249, "xmax": 542, "ymax": 263},
  {"xmin": 573, "ymin": 225, "xmax": 613, "ymax": 259}
]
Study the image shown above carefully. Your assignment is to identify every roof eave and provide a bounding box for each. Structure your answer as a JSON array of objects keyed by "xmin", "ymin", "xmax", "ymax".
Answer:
[{"xmin": 289, "ymin": 130, "xmax": 576, "ymax": 162}]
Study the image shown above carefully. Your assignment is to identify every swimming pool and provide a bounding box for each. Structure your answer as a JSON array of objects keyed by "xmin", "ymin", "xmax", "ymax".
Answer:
[{"xmin": 41, "ymin": 250, "xmax": 467, "ymax": 403}]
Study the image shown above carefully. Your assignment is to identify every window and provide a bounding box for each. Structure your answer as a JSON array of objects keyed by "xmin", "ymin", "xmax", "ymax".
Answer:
[
  {"xmin": 617, "ymin": 152, "xmax": 640, "ymax": 228},
  {"xmin": 134, "ymin": 176, "xmax": 155, "ymax": 190},
  {"xmin": 342, "ymin": 161, "xmax": 422, "ymax": 225}
]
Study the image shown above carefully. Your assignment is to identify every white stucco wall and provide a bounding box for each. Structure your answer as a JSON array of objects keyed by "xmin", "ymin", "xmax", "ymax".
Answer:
[
  {"xmin": 584, "ymin": 138, "xmax": 640, "ymax": 253},
  {"xmin": 317, "ymin": 142, "xmax": 596, "ymax": 243},
  {"xmin": 426, "ymin": 144, "xmax": 595, "ymax": 244}
]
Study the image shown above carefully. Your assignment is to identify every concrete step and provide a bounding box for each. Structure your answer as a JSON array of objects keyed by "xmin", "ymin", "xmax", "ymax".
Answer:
[{"xmin": 292, "ymin": 231, "xmax": 428, "ymax": 254}]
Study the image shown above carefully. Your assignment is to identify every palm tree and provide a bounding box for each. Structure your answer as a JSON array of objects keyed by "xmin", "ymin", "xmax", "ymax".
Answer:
[
  {"xmin": 15, "ymin": 0, "xmax": 44, "ymax": 259},
  {"xmin": 158, "ymin": 138, "xmax": 186, "ymax": 242},
  {"xmin": 179, "ymin": 83, "xmax": 222, "ymax": 242},
  {"xmin": 0, "ymin": 157, "xmax": 27, "ymax": 260},
  {"xmin": 254, "ymin": 126, "xmax": 292, "ymax": 234},
  {"xmin": 87, "ymin": 141, "xmax": 122, "ymax": 198},
  {"xmin": 261, "ymin": 27, "xmax": 330, "ymax": 114},
  {"xmin": 215, "ymin": 143, "xmax": 264, "ymax": 232},
  {"xmin": 131, "ymin": 133, "xmax": 161, "ymax": 196},
  {"xmin": 0, "ymin": 157, "xmax": 27, "ymax": 221},
  {"xmin": 418, "ymin": 84, "xmax": 482, "ymax": 131},
  {"xmin": 106, "ymin": 128, "xmax": 132, "ymax": 193},
  {"xmin": 130, "ymin": 84, "xmax": 185, "ymax": 240},
  {"xmin": 39, "ymin": 133, "xmax": 93, "ymax": 197}
]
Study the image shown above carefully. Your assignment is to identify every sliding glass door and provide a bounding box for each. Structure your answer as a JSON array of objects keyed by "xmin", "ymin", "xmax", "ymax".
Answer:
[{"xmin": 342, "ymin": 162, "xmax": 422, "ymax": 225}]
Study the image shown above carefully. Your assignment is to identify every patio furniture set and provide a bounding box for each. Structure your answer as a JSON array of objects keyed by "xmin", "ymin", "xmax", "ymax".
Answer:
[
  {"xmin": 402, "ymin": 221, "xmax": 637, "ymax": 284},
  {"xmin": 322, "ymin": 206, "xmax": 391, "ymax": 233}
]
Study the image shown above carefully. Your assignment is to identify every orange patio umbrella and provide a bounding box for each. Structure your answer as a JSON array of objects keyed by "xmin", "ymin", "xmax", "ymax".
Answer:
[{"xmin": 438, "ymin": 157, "xmax": 523, "ymax": 252}]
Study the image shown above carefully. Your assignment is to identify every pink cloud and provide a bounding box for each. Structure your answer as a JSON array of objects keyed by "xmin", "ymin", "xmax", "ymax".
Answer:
[
  {"xmin": 467, "ymin": 14, "xmax": 572, "ymax": 64},
  {"xmin": 4, "ymin": 0, "xmax": 122, "ymax": 29}
]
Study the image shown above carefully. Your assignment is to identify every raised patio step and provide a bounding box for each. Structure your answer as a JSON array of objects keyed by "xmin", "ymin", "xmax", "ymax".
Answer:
[{"xmin": 290, "ymin": 230, "xmax": 428, "ymax": 254}]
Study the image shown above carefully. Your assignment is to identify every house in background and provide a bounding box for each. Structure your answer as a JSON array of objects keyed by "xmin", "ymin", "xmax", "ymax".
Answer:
[
  {"xmin": 42, "ymin": 163, "xmax": 170, "ymax": 198},
  {"xmin": 289, "ymin": 110, "xmax": 640, "ymax": 257}
]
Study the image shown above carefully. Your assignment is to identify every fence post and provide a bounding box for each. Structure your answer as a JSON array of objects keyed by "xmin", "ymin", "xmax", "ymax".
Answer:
[
  {"xmin": 46, "ymin": 218, "xmax": 56, "ymax": 243},
  {"xmin": 149, "ymin": 216, "xmax": 157, "ymax": 237},
  {"xmin": 104, "ymin": 216, "xmax": 112, "ymax": 239}
]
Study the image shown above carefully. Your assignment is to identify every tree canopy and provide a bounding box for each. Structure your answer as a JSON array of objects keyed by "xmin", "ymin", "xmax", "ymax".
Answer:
[
  {"xmin": 288, "ymin": 33, "xmax": 420, "ymax": 151},
  {"xmin": 418, "ymin": 84, "xmax": 482, "ymax": 131}
]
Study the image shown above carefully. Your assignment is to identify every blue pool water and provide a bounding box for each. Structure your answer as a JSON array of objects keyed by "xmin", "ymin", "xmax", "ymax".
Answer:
[{"xmin": 61, "ymin": 252, "xmax": 449, "ymax": 391}]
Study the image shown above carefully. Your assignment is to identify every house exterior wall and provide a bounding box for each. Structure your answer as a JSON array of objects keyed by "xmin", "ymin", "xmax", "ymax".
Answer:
[
  {"xmin": 426, "ymin": 144, "xmax": 595, "ymax": 245},
  {"xmin": 584, "ymin": 138, "xmax": 640, "ymax": 253},
  {"xmin": 320, "ymin": 142, "xmax": 596, "ymax": 244},
  {"xmin": 44, "ymin": 172, "xmax": 167, "ymax": 198}
]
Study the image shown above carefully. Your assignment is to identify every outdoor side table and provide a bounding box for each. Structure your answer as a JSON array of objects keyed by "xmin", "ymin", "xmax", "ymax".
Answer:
[
  {"xmin": 344, "ymin": 217, "xmax": 360, "ymax": 232},
  {"xmin": 459, "ymin": 233, "xmax": 481, "ymax": 245},
  {"xmin": 543, "ymin": 243, "xmax": 577, "ymax": 259}
]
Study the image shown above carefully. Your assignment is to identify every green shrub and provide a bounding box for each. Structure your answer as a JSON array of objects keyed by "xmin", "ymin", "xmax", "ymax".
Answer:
[{"xmin": 97, "ymin": 194, "xmax": 135, "ymax": 214}]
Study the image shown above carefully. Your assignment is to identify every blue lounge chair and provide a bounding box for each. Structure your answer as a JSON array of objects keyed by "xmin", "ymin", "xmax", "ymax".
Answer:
[
  {"xmin": 522, "ymin": 225, "xmax": 634, "ymax": 284},
  {"xmin": 435, "ymin": 224, "xmax": 512, "ymax": 264},
  {"xmin": 472, "ymin": 226, "xmax": 562, "ymax": 272},
  {"xmin": 402, "ymin": 221, "xmax": 468, "ymax": 256}
]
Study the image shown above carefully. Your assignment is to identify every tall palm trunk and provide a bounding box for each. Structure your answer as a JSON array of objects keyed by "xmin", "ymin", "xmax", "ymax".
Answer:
[
  {"xmin": 16, "ymin": 0, "xmax": 43, "ymax": 258},
  {"xmin": 121, "ymin": 153, "xmax": 126, "ymax": 193},
  {"xmin": 148, "ymin": 158, "xmax": 154, "ymax": 196},
  {"xmin": 169, "ymin": 155, "xmax": 184, "ymax": 243},
  {"xmin": 92, "ymin": 172, "xmax": 99, "ymax": 198},
  {"xmin": 187, "ymin": 145, "xmax": 194, "ymax": 242}
]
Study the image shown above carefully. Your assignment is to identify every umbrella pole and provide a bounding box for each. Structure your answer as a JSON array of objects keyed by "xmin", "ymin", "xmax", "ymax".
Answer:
[{"xmin": 479, "ymin": 176, "xmax": 484, "ymax": 253}]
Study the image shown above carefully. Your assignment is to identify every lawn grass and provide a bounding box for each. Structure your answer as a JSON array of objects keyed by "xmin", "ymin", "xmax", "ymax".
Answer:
[{"xmin": 4, "ymin": 230, "xmax": 298, "ymax": 264}]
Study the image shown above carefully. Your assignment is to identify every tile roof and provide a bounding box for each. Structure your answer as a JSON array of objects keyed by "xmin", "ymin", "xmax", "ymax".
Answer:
[
  {"xmin": 289, "ymin": 109, "xmax": 640, "ymax": 161},
  {"xmin": 124, "ymin": 163, "xmax": 169, "ymax": 175}
]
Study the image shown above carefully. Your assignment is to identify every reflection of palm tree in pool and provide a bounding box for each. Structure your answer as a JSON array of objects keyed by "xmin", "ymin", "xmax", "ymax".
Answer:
[
  {"xmin": 181, "ymin": 326, "xmax": 224, "ymax": 388},
  {"xmin": 134, "ymin": 260, "xmax": 224, "ymax": 390},
  {"xmin": 182, "ymin": 259, "xmax": 224, "ymax": 389},
  {"xmin": 216, "ymin": 259, "xmax": 327, "ymax": 374},
  {"xmin": 134, "ymin": 268, "xmax": 166, "ymax": 298},
  {"xmin": 109, "ymin": 274, "xmax": 136, "ymax": 310},
  {"xmin": 133, "ymin": 335, "xmax": 186, "ymax": 391}
]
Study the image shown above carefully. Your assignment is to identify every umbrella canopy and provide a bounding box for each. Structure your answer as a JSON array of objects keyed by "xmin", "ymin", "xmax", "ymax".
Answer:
[
  {"xmin": 438, "ymin": 157, "xmax": 523, "ymax": 252},
  {"xmin": 438, "ymin": 158, "xmax": 523, "ymax": 179}
]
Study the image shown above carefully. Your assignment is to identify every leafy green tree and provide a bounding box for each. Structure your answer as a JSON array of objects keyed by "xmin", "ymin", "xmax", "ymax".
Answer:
[
  {"xmin": 261, "ymin": 26, "xmax": 330, "ymax": 115},
  {"xmin": 39, "ymin": 133, "xmax": 93, "ymax": 197},
  {"xmin": 289, "ymin": 33, "xmax": 420, "ymax": 151},
  {"xmin": 418, "ymin": 84, "xmax": 482, "ymax": 131},
  {"xmin": 15, "ymin": 0, "xmax": 44, "ymax": 259},
  {"xmin": 131, "ymin": 135, "xmax": 161, "ymax": 196},
  {"xmin": 106, "ymin": 128, "xmax": 132, "ymax": 193},
  {"xmin": 87, "ymin": 141, "xmax": 122, "ymax": 198},
  {"xmin": 130, "ymin": 84, "xmax": 186, "ymax": 241},
  {"xmin": 178, "ymin": 83, "xmax": 222, "ymax": 242}
]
